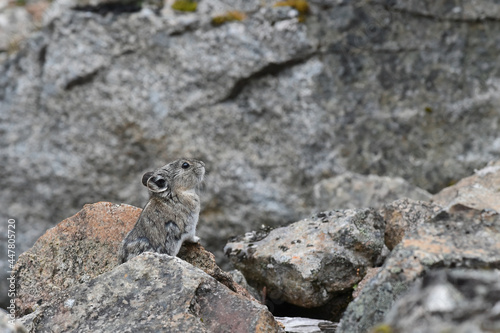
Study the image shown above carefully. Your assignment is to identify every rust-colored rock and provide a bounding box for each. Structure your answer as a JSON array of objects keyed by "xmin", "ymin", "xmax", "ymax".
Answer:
[
  {"xmin": 14, "ymin": 202, "xmax": 254, "ymax": 317},
  {"xmin": 13, "ymin": 202, "xmax": 141, "ymax": 316}
]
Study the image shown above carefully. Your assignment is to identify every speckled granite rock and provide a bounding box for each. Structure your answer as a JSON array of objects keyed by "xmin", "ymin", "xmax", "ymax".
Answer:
[
  {"xmin": 20, "ymin": 253, "xmax": 281, "ymax": 333},
  {"xmin": 336, "ymin": 207, "xmax": 500, "ymax": 333},
  {"xmin": 13, "ymin": 202, "xmax": 141, "ymax": 316},
  {"xmin": 225, "ymin": 209, "xmax": 385, "ymax": 310},
  {"xmin": 381, "ymin": 198, "xmax": 442, "ymax": 250}
]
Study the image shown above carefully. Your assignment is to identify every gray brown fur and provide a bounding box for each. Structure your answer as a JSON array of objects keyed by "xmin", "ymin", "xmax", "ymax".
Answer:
[{"xmin": 118, "ymin": 158, "xmax": 205, "ymax": 264}]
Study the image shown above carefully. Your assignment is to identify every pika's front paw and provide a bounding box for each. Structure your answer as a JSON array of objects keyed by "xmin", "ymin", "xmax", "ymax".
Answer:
[{"xmin": 189, "ymin": 236, "xmax": 200, "ymax": 243}]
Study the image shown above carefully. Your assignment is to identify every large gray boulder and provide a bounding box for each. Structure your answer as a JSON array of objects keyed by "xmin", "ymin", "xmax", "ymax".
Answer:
[
  {"xmin": 20, "ymin": 252, "xmax": 281, "ymax": 332},
  {"xmin": 2, "ymin": 0, "xmax": 500, "ymax": 306},
  {"xmin": 225, "ymin": 208, "xmax": 385, "ymax": 312}
]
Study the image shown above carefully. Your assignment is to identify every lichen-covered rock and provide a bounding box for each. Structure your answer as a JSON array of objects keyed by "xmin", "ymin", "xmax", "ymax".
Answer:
[
  {"xmin": 313, "ymin": 173, "xmax": 431, "ymax": 211},
  {"xmin": 20, "ymin": 253, "xmax": 281, "ymax": 333},
  {"xmin": 381, "ymin": 199, "xmax": 442, "ymax": 250},
  {"xmin": 378, "ymin": 269, "xmax": 500, "ymax": 333},
  {"xmin": 225, "ymin": 208, "xmax": 385, "ymax": 309},
  {"xmin": 336, "ymin": 207, "xmax": 500, "ymax": 333},
  {"xmin": 433, "ymin": 160, "xmax": 500, "ymax": 213},
  {"xmin": 13, "ymin": 202, "xmax": 253, "ymax": 316}
]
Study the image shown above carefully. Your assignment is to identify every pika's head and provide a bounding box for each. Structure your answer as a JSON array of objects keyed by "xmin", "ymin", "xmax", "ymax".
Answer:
[{"xmin": 142, "ymin": 158, "xmax": 205, "ymax": 197}]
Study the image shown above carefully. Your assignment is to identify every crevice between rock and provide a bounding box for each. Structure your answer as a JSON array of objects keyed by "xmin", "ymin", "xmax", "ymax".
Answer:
[
  {"xmin": 64, "ymin": 69, "xmax": 100, "ymax": 91},
  {"xmin": 218, "ymin": 51, "xmax": 318, "ymax": 103}
]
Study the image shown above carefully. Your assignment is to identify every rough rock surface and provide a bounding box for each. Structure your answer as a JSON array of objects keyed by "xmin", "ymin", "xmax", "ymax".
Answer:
[
  {"xmin": 3, "ymin": 0, "xmax": 500, "ymax": 306},
  {"xmin": 381, "ymin": 198, "xmax": 441, "ymax": 250},
  {"xmin": 20, "ymin": 252, "xmax": 281, "ymax": 333},
  {"xmin": 313, "ymin": 172, "xmax": 431, "ymax": 211},
  {"xmin": 433, "ymin": 160, "xmax": 500, "ymax": 213},
  {"xmin": 336, "ymin": 205, "xmax": 500, "ymax": 333},
  {"xmin": 379, "ymin": 269, "xmax": 500, "ymax": 333},
  {"xmin": 13, "ymin": 202, "xmax": 252, "ymax": 316},
  {"xmin": 13, "ymin": 202, "xmax": 141, "ymax": 316},
  {"xmin": 225, "ymin": 208, "xmax": 385, "ymax": 311}
]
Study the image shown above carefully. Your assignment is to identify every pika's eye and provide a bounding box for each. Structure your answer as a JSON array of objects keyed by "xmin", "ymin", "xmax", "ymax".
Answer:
[{"xmin": 182, "ymin": 162, "xmax": 190, "ymax": 169}]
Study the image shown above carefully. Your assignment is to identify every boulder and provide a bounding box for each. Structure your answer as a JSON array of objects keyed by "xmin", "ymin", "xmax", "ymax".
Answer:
[
  {"xmin": 13, "ymin": 202, "xmax": 141, "ymax": 316},
  {"xmin": 313, "ymin": 172, "xmax": 431, "ymax": 211},
  {"xmin": 381, "ymin": 198, "xmax": 441, "ymax": 250},
  {"xmin": 20, "ymin": 252, "xmax": 281, "ymax": 333},
  {"xmin": 377, "ymin": 269, "xmax": 500, "ymax": 333},
  {"xmin": 225, "ymin": 208, "xmax": 385, "ymax": 312},
  {"xmin": 336, "ymin": 204, "xmax": 500, "ymax": 333},
  {"xmin": 13, "ymin": 202, "xmax": 254, "ymax": 316},
  {"xmin": 433, "ymin": 160, "xmax": 500, "ymax": 213}
]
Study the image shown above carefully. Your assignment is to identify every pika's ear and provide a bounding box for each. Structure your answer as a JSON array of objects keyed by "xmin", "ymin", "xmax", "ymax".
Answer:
[
  {"xmin": 147, "ymin": 175, "xmax": 170, "ymax": 193},
  {"xmin": 142, "ymin": 171, "xmax": 154, "ymax": 187}
]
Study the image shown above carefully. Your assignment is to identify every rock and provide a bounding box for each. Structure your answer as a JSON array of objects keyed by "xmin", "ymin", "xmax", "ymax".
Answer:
[
  {"xmin": 13, "ymin": 202, "xmax": 141, "ymax": 316},
  {"xmin": 313, "ymin": 172, "xmax": 432, "ymax": 211},
  {"xmin": 381, "ymin": 198, "xmax": 442, "ymax": 250},
  {"xmin": 3, "ymin": 0, "xmax": 500, "ymax": 307},
  {"xmin": 225, "ymin": 208, "xmax": 385, "ymax": 311},
  {"xmin": 351, "ymin": 267, "xmax": 380, "ymax": 300},
  {"xmin": 336, "ymin": 205, "xmax": 500, "ymax": 333},
  {"xmin": 275, "ymin": 317, "xmax": 337, "ymax": 333},
  {"xmin": 433, "ymin": 160, "xmax": 500, "ymax": 213},
  {"xmin": 21, "ymin": 252, "xmax": 281, "ymax": 332},
  {"xmin": 0, "ymin": 310, "xmax": 27, "ymax": 333},
  {"xmin": 178, "ymin": 242, "xmax": 256, "ymax": 302},
  {"xmin": 13, "ymin": 202, "xmax": 253, "ymax": 316},
  {"xmin": 227, "ymin": 269, "xmax": 261, "ymax": 301},
  {"xmin": 377, "ymin": 269, "xmax": 500, "ymax": 333}
]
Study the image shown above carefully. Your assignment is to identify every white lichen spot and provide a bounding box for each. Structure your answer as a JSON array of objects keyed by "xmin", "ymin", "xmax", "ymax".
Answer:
[{"xmin": 64, "ymin": 298, "xmax": 76, "ymax": 308}]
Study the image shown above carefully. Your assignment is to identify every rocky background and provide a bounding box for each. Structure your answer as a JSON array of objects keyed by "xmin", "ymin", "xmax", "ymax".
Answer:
[
  {"xmin": 6, "ymin": 158, "xmax": 500, "ymax": 332},
  {"xmin": 1, "ymin": 0, "xmax": 500, "ymax": 328}
]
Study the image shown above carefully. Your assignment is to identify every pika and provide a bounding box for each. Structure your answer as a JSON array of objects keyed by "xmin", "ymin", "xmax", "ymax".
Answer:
[{"xmin": 118, "ymin": 158, "xmax": 205, "ymax": 264}]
